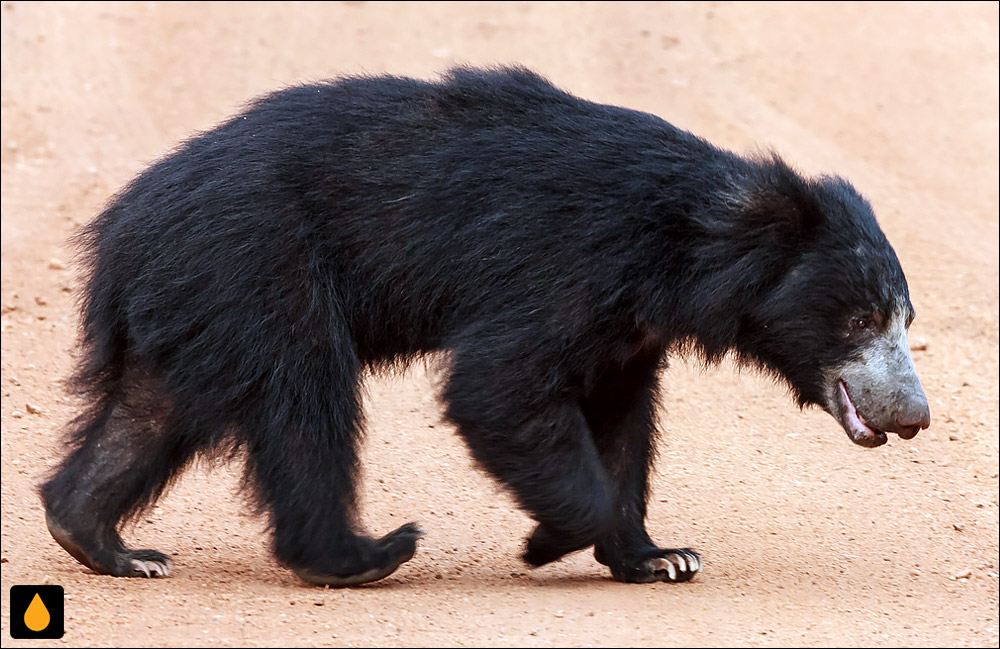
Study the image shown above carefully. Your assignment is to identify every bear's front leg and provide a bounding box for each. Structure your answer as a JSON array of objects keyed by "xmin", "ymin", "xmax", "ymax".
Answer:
[
  {"xmin": 444, "ymin": 343, "xmax": 618, "ymax": 566},
  {"xmin": 582, "ymin": 348, "xmax": 703, "ymax": 584}
]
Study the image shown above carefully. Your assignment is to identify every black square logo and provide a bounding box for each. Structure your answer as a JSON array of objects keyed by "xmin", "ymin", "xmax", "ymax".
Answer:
[{"xmin": 9, "ymin": 585, "xmax": 65, "ymax": 639}]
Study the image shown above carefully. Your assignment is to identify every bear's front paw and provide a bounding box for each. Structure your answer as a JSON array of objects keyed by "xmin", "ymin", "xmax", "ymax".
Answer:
[{"xmin": 600, "ymin": 547, "xmax": 703, "ymax": 583}]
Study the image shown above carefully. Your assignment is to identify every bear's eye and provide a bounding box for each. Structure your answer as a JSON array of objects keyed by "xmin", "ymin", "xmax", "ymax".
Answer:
[{"xmin": 851, "ymin": 316, "xmax": 874, "ymax": 332}]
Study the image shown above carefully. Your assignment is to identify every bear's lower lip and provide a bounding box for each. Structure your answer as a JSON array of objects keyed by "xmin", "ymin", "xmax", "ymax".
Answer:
[{"xmin": 837, "ymin": 381, "xmax": 887, "ymax": 447}]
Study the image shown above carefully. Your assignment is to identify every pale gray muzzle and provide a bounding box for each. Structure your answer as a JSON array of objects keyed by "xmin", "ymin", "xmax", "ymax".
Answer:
[{"xmin": 825, "ymin": 310, "xmax": 931, "ymax": 447}]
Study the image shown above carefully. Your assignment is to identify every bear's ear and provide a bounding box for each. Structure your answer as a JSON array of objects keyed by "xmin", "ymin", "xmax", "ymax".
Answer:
[{"xmin": 740, "ymin": 154, "xmax": 824, "ymax": 236}]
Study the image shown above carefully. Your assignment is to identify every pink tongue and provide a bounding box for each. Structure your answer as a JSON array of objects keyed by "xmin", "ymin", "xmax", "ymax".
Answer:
[{"xmin": 838, "ymin": 381, "xmax": 880, "ymax": 441}]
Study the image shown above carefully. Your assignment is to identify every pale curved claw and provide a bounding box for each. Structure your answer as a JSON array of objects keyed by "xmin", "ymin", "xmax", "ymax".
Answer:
[
  {"xmin": 131, "ymin": 558, "xmax": 171, "ymax": 578},
  {"xmin": 648, "ymin": 557, "xmax": 677, "ymax": 581},
  {"xmin": 643, "ymin": 549, "xmax": 702, "ymax": 583}
]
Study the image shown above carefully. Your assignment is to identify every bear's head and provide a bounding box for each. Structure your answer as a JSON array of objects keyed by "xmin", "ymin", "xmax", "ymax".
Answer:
[{"xmin": 737, "ymin": 170, "xmax": 931, "ymax": 447}]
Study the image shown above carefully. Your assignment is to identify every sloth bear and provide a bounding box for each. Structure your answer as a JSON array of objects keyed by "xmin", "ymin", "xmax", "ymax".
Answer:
[{"xmin": 41, "ymin": 67, "xmax": 930, "ymax": 586}]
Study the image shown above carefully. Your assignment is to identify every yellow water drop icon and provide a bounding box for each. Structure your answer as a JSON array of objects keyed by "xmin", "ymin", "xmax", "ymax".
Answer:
[{"xmin": 24, "ymin": 592, "xmax": 51, "ymax": 632}]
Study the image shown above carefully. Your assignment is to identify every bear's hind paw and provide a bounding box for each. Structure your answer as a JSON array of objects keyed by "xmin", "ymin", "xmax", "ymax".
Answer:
[{"xmin": 129, "ymin": 550, "xmax": 172, "ymax": 578}]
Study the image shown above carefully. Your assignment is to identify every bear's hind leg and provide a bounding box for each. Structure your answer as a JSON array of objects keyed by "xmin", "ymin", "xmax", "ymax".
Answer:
[
  {"xmin": 242, "ymin": 344, "xmax": 423, "ymax": 587},
  {"xmin": 41, "ymin": 380, "xmax": 196, "ymax": 578}
]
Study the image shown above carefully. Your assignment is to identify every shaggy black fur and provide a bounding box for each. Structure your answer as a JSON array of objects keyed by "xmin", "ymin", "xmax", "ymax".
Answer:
[{"xmin": 41, "ymin": 66, "xmax": 913, "ymax": 585}]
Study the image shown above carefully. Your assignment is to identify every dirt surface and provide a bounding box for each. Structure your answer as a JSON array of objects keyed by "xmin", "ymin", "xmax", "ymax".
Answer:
[{"xmin": 2, "ymin": 2, "xmax": 998, "ymax": 646}]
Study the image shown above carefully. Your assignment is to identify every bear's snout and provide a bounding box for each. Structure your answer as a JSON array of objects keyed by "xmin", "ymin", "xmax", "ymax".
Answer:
[
  {"xmin": 889, "ymin": 397, "xmax": 931, "ymax": 439},
  {"xmin": 827, "ymin": 313, "xmax": 930, "ymax": 447}
]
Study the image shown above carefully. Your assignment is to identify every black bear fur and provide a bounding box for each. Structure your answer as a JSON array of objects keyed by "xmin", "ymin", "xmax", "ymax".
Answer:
[{"xmin": 41, "ymin": 66, "xmax": 913, "ymax": 585}]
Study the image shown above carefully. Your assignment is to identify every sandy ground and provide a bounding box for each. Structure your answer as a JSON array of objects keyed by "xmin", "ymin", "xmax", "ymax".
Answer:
[{"xmin": 1, "ymin": 2, "xmax": 998, "ymax": 647}]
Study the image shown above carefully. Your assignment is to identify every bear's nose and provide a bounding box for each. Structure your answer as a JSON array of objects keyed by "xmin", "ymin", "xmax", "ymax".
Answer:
[{"xmin": 893, "ymin": 405, "xmax": 930, "ymax": 439}]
